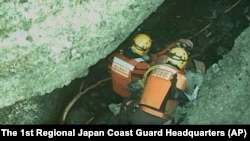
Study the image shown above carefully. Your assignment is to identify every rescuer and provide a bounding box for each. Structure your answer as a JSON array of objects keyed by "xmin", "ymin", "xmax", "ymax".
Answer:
[{"xmin": 118, "ymin": 46, "xmax": 200, "ymax": 124}]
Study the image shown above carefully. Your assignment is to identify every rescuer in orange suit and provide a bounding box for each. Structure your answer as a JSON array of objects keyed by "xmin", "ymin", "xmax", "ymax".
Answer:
[
  {"xmin": 150, "ymin": 38, "xmax": 206, "ymax": 75},
  {"xmin": 149, "ymin": 38, "xmax": 205, "ymax": 103},
  {"xmin": 118, "ymin": 47, "xmax": 200, "ymax": 124},
  {"xmin": 108, "ymin": 33, "xmax": 153, "ymax": 98}
]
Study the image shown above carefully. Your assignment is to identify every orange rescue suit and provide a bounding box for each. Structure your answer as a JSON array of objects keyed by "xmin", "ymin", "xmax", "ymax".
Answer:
[
  {"xmin": 109, "ymin": 53, "xmax": 150, "ymax": 97},
  {"xmin": 139, "ymin": 64, "xmax": 187, "ymax": 118}
]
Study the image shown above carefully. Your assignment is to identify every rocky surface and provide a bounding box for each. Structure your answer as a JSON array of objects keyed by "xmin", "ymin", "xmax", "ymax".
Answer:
[
  {"xmin": 184, "ymin": 25, "xmax": 250, "ymax": 124},
  {"xmin": 0, "ymin": 0, "xmax": 164, "ymax": 109}
]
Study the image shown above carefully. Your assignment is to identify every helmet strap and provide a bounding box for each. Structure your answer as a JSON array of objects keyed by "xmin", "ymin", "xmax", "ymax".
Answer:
[
  {"xmin": 166, "ymin": 52, "xmax": 188, "ymax": 62},
  {"xmin": 134, "ymin": 42, "xmax": 148, "ymax": 52}
]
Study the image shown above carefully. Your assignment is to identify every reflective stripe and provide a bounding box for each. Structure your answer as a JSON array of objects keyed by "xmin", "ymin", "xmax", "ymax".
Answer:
[
  {"xmin": 158, "ymin": 65, "xmax": 177, "ymax": 74},
  {"xmin": 113, "ymin": 57, "xmax": 135, "ymax": 70},
  {"xmin": 151, "ymin": 68, "xmax": 172, "ymax": 80},
  {"xmin": 134, "ymin": 58, "xmax": 144, "ymax": 62},
  {"xmin": 151, "ymin": 65, "xmax": 177, "ymax": 80},
  {"xmin": 111, "ymin": 62, "xmax": 130, "ymax": 78}
]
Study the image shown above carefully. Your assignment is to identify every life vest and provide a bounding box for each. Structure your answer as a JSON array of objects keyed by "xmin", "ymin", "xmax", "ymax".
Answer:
[
  {"xmin": 139, "ymin": 64, "xmax": 187, "ymax": 118},
  {"xmin": 109, "ymin": 53, "xmax": 150, "ymax": 97}
]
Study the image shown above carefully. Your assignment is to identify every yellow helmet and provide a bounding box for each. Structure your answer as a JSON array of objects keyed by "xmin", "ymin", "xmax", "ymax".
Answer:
[
  {"xmin": 166, "ymin": 47, "xmax": 188, "ymax": 70},
  {"xmin": 131, "ymin": 34, "xmax": 152, "ymax": 56}
]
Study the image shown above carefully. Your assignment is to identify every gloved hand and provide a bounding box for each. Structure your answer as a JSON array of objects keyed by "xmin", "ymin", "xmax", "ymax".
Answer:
[
  {"xmin": 127, "ymin": 79, "xmax": 144, "ymax": 93},
  {"xmin": 137, "ymin": 79, "xmax": 145, "ymax": 87},
  {"xmin": 192, "ymin": 85, "xmax": 200, "ymax": 98},
  {"xmin": 127, "ymin": 80, "xmax": 144, "ymax": 100},
  {"xmin": 185, "ymin": 85, "xmax": 200, "ymax": 102},
  {"xmin": 127, "ymin": 80, "xmax": 143, "ymax": 99}
]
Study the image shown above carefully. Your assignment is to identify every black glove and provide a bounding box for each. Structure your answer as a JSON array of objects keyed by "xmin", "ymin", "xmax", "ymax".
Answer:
[
  {"xmin": 126, "ymin": 80, "xmax": 143, "ymax": 100},
  {"xmin": 127, "ymin": 80, "xmax": 143, "ymax": 92}
]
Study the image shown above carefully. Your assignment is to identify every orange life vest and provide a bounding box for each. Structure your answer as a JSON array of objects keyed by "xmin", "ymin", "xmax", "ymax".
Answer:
[
  {"xmin": 139, "ymin": 64, "xmax": 187, "ymax": 118},
  {"xmin": 109, "ymin": 53, "xmax": 150, "ymax": 97}
]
